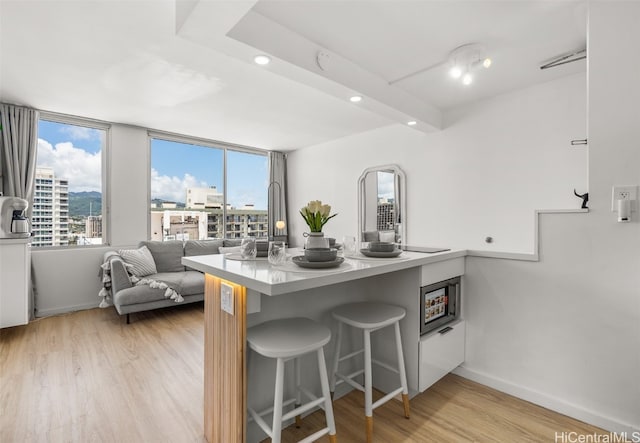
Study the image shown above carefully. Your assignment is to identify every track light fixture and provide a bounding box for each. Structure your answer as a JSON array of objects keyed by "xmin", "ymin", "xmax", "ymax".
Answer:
[
  {"xmin": 388, "ymin": 42, "xmax": 491, "ymax": 87},
  {"xmin": 448, "ymin": 43, "xmax": 491, "ymax": 86}
]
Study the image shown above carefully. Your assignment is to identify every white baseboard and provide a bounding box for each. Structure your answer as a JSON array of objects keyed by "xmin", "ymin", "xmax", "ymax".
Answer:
[
  {"xmin": 36, "ymin": 301, "xmax": 102, "ymax": 318},
  {"xmin": 453, "ymin": 366, "xmax": 639, "ymax": 435}
]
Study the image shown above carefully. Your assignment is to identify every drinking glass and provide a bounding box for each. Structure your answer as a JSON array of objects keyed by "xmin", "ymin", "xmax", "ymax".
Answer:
[
  {"xmin": 342, "ymin": 235, "xmax": 356, "ymax": 257},
  {"xmin": 240, "ymin": 237, "xmax": 257, "ymax": 260},
  {"xmin": 268, "ymin": 241, "xmax": 286, "ymax": 266}
]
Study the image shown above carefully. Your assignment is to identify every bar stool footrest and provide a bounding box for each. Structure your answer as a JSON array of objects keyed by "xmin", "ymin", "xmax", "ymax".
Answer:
[
  {"xmin": 299, "ymin": 386, "xmax": 328, "ymax": 412},
  {"xmin": 335, "ymin": 371, "xmax": 366, "ymax": 392},
  {"xmin": 371, "ymin": 357, "xmax": 400, "ymax": 375},
  {"xmin": 371, "ymin": 387, "xmax": 404, "ymax": 411},
  {"xmin": 248, "ymin": 397, "xmax": 297, "ymax": 423},
  {"xmin": 338, "ymin": 348, "xmax": 364, "ymax": 363},
  {"xmin": 282, "ymin": 397, "xmax": 325, "ymax": 422},
  {"xmin": 299, "ymin": 427, "xmax": 332, "ymax": 443},
  {"xmin": 248, "ymin": 407, "xmax": 274, "ymax": 438}
]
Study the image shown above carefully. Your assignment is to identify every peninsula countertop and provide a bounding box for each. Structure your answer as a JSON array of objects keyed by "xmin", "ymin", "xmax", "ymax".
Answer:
[{"xmin": 182, "ymin": 248, "xmax": 467, "ymax": 296}]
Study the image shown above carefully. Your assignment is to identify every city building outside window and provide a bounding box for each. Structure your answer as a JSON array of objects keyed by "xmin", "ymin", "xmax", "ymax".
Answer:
[
  {"xmin": 34, "ymin": 116, "xmax": 108, "ymax": 248},
  {"xmin": 149, "ymin": 135, "xmax": 268, "ymax": 241},
  {"xmin": 376, "ymin": 171, "xmax": 396, "ymax": 232}
]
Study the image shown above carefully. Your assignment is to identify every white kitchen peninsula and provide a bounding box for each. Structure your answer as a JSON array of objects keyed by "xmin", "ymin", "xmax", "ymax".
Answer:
[{"xmin": 183, "ymin": 248, "xmax": 466, "ymax": 443}]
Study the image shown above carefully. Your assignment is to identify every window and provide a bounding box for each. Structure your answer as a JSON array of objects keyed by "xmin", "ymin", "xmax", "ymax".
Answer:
[
  {"xmin": 35, "ymin": 116, "xmax": 108, "ymax": 248},
  {"xmin": 226, "ymin": 150, "xmax": 269, "ymax": 239},
  {"xmin": 149, "ymin": 135, "xmax": 268, "ymax": 241}
]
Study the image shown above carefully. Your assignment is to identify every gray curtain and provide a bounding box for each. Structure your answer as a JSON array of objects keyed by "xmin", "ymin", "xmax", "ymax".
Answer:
[
  {"xmin": 0, "ymin": 103, "xmax": 39, "ymax": 321},
  {"xmin": 1, "ymin": 103, "xmax": 39, "ymax": 204},
  {"xmin": 268, "ymin": 151, "xmax": 288, "ymax": 243}
]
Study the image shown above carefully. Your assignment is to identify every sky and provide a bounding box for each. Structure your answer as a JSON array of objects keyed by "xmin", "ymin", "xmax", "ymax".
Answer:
[
  {"xmin": 37, "ymin": 120, "xmax": 268, "ymax": 209},
  {"xmin": 150, "ymin": 139, "xmax": 268, "ymax": 209},
  {"xmin": 378, "ymin": 171, "xmax": 395, "ymax": 200},
  {"xmin": 37, "ymin": 120, "xmax": 103, "ymax": 192}
]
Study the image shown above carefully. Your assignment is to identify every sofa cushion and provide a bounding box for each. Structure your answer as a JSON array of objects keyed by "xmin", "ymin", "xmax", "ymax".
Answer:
[
  {"xmin": 139, "ymin": 240, "xmax": 184, "ymax": 272},
  {"xmin": 117, "ymin": 246, "xmax": 157, "ymax": 277},
  {"xmin": 223, "ymin": 239, "xmax": 242, "ymax": 247},
  {"xmin": 363, "ymin": 231, "xmax": 379, "ymax": 242},
  {"xmin": 152, "ymin": 271, "xmax": 204, "ymax": 296},
  {"xmin": 180, "ymin": 271, "xmax": 205, "ymax": 295},
  {"xmin": 114, "ymin": 283, "xmax": 166, "ymax": 306},
  {"xmin": 113, "ymin": 271, "xmax": 204, "ymax": 306},
  {"xmin": 184, "ymin": 239, "xmax": 224, "ymax": 256},
  {"xmin": 379, "ymin": 230, "xmax": 396, "ymax": 242}
]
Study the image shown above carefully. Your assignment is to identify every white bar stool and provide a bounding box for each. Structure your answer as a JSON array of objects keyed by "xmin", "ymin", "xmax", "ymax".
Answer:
[
  {"xmin": 247, "ymin": 317, "xmax": 337, "ymax": 443},
  {"xmin": 329, "ymin": 302, "xmax": 410, "ymax": 443}
]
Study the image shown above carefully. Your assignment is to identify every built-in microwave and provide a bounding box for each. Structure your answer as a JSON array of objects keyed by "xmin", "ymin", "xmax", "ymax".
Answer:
[{"xmin": 420, "ymin": 276, "xmax": 460, "ymax": 335}]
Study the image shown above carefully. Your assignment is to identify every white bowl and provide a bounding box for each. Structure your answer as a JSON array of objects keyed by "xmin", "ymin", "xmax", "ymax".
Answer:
[{"xmin": 304, "ymin": 248, "xmax": 338, "ymax": 262}]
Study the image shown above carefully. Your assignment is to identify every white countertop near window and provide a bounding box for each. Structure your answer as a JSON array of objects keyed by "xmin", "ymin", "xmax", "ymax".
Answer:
[{"xmin": 182, "ymin": 248, "xmax": 466, "ymax": 296}]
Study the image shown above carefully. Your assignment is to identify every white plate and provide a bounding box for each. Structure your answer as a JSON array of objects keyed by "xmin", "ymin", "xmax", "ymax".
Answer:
[
  {"xmin": 291, "ymin": 256, "xmax": 345, "ymax": 269},
  {"xmin": 359, "ymin": 249, "xmax": 403, "ymax": 258}
]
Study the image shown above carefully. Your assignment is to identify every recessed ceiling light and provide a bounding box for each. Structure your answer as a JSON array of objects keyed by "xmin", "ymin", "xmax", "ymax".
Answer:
[
  {"xmin": 483, "ymin": 57, "xmax": 492, "ymax": 68},
  {"xmin": 350, "ymin": 95, "xmax": 362, "ymax": 103},
  {"xmin": 254, "ymin": 55, "xmax": 271, "ymax": 65},
  {"xmin": 462, "ymin": 73, "xmax": 473, "ymax": 86},
  {"xmin": 407, "ymin": 121, "xmax": 417, "ymax": 126}
]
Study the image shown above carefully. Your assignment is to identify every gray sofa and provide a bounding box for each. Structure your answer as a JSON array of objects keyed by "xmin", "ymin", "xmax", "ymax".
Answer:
[{"xmin": 107, "ymin": 239, "xmax": 240, "ymax": 323}]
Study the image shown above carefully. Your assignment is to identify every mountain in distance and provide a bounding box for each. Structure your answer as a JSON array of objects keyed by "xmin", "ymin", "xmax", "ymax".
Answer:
[
  {"xmin": 68, "ymin": 193, "xmax": 186, "ymax": 218},
  {"xmin": 151, "ymin": 198, "xmax": 185, "ymax": 208},
  {"xmin": 68, "ymin": 191, "xmax": 102, "ymax": 217}
]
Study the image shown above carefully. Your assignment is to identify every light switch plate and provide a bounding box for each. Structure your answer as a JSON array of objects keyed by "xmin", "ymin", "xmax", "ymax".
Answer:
[{"xmin": 221, "ymin": 282, "xmax": 234, "ymax": 315}]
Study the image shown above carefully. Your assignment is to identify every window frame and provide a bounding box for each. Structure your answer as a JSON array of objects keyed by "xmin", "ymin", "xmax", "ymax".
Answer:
[
  {"xmin": 147, "ymin": 130, "xmax": 269, "ymax": 241},
  {"xmin": 35, "ymin": 111, "xmax": 111, "ymax": 249}
]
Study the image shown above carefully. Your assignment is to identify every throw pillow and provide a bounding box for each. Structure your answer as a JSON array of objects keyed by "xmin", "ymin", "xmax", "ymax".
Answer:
[
  {"xmin": 184, "ymin": 239, "xmax": 224, "ymax": 257},
  {"xmin": 118, "ymin": 245, "xmax": 158, "ymax": 277},
  {"xmin": 139, "ymin": 240, "xmax": 184, "ymax": 273}
]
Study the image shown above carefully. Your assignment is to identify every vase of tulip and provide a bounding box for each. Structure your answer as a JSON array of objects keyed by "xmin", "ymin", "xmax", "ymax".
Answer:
[
  {"xmin": 304, "ymin": 232, "xmax": 327, "ymax": 249},
  {"xmin": 300, "ymin": 200, "xmax": 337, "ymax": 248}
]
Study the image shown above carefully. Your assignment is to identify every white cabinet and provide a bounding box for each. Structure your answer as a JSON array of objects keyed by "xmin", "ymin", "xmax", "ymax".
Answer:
[
  {"xmin": 418, "ymin": 257, "xmax": 466, "ymax": 391},
  {"xmin": 421, "ymin": 257, "xmax": 465, "ymax": 286},
  {"xmin": 0, "ymin": 239, "xmax": 30, "ymax": 328},
  {"xmin": 418, "ymin": 319, "xmax": 465, "ymax": 392}
]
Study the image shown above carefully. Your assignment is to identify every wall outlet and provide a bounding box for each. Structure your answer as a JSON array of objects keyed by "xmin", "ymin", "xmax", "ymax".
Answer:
[
  {"xmin": 221, "ymin": 282, "xmax": 234, "ymax": 315},
  {"xmin": 611, "ymin": 185, "xmax": 638, "ymax": 211}
]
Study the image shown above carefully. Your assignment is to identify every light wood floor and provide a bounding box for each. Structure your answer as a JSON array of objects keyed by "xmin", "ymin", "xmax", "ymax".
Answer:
[{"xmin": 0, "ymin": 304, "xmax": 606, "ymax": 442}]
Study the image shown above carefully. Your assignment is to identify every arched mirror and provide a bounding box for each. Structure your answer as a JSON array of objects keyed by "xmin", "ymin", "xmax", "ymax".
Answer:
[{"xmin": 358, "ymin": 164, "xmax": 406, "ymax": 247}]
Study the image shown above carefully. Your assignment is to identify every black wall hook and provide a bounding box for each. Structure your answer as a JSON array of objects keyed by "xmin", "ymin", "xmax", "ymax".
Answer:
[{"xmin": 574, "ymin": 189, "xmax": 589, "ymax": 209}]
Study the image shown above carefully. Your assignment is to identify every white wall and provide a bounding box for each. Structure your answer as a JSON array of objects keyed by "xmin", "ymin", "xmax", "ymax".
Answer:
[
  {"xmin": 109, "ymin": 124, "xmax": 149, "ymax": 245},
  {"xmin": 288, "ymin": 72, "xmax": 587, "ymax": 253},
  {"xmin": 32, "ymin": 124, "xmax": 149, "ymax": 316},
  {"xmin": 32, "ymin": 246, "xmax": 109, "ymax": 316},
  {"xmin": 457, "ymin": 2, "xmax": 639, "ymax": 432}
]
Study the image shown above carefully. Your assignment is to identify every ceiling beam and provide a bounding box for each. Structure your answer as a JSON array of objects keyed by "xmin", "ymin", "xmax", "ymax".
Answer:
[{"xmin": 177, "ymin": 1, "xmax": 442, "ymax": 133}]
